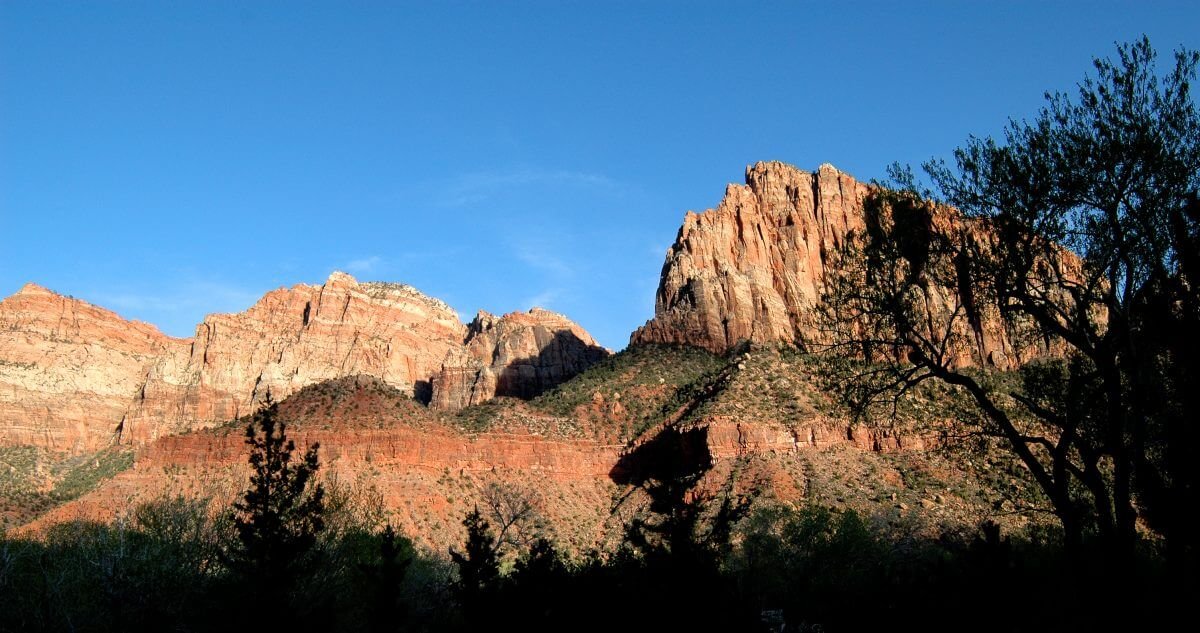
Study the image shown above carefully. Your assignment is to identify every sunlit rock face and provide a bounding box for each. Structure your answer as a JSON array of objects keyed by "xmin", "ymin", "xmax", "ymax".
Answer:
[
  {"xmin": 0, "ymin": 272, "xmax": 608, "ymax": 452},
  {"xmin": 0, "ymin": 283, "xmax": 186, "ymax": 452},
  {"xmin": 632, "ymin": 161, "xmax": 1064, "ymax": 367},
  {"xmin": 633, "ymin": 162, "xmax": 869, "ymax": 354},
  {"xmin": 430, "ymin": 308, "xmax": 610, "ymax": 410}
]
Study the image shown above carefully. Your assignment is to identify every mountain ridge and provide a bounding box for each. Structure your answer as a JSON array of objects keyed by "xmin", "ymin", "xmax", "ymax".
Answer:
[
  {"xmin": 633, "ymin": 160, "xmax": 1069, "ymax": 369},
  {"xmin": 0, "ymin": 271, "xmax": 609, "ymax": 454}
]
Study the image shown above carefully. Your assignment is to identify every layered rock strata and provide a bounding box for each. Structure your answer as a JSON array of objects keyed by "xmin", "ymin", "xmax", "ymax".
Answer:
[
  {"xmin": 430, "ymin": 308, "xmax": 610, "ymax": 409},
  {"xmin": 632, "ymin": 161, "xmax": 1052, "ymax": 367},
  {"xmin": 0, "ymin": 272, "xmax": 608, "ymax": 453},
  {"xmin": 18, "ymin": 379, "xmax": 625, "ymax": 552},
  {"xmin": 0, "ymin": 283, "xmax": 185, "ymax": 452}
]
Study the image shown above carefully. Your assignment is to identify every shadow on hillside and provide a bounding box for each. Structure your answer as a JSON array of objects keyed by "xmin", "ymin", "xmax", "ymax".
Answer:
[
  {"xmin": 609, "ymin": 424, "xmax": 712, "ymax": 488},
  {"xmin": 488, "ymin": 329, "xmax": 610, "ymax": 401}
]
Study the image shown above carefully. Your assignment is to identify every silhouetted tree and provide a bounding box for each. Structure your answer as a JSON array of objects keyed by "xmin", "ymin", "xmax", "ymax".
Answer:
[
  {"xmin": 449, "ymin": 508, "xmax": 500, "ymax": 624},
  {"xmin": 224, "ymin": 392, "xmax": 326, "ymax": 623},
  {"xmin": 818, "ymin": 37, "xmax": 1199, "ymax": 586},
  {"xmin": 359, "ymin": 524, "xmax": 413, "ymax": 633},
  {"xmin": 479, "ymin": 481, "xmax": 544, "ymax": 553}
]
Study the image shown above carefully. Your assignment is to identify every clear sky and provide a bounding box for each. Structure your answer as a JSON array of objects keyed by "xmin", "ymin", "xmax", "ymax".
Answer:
[{"xmin": 3, "ymin": 1, "xmax": 1198, "ymax": 349}]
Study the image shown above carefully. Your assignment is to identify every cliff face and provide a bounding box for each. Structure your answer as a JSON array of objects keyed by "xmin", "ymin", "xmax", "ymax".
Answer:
[
  {"xmin": 0, "ymin": 284, "xmax": 187, "ymax": 452},
  {"xmin": 633, "ymin": 162, "xmax": 868, "ymax": 354},
  {"xmin": 631, "ymin": 161, "xmax": 1042, "ymax": 367},
  {"xmin": 430, "ymin": 308, "xmax": 610, "ymax": 409},
  {"xmin": 0, "ymin": 273, "xmax": 608, "ymax": 453},
  {"xmin": 18, "ymin": 338, "xmax": 1042, "ymax": 548},
  {"xmin": 121, "ymin": 272, "xmax": 470, "ymax": 444}
]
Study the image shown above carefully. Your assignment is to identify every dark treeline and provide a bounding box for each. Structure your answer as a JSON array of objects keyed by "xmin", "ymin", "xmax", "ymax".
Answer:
[{"xmin": 0, "ymin": 495, "xmax": 1179, "ymax": 632}]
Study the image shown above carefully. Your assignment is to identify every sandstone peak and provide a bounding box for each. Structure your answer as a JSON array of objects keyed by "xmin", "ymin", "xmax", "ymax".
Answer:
[
  {"xmin": 324, "ymin": 269, "xmax": 358, "ymax": 288},
  {"xmin": 2, "ymin": 272, "xmax": 608, "ymax": 453},
  {"xmin": 430, "ymin": 306, "xmax": 609, "ymax": 410},
  {"xmin": 14, "ymin": 282, "xmax": 53, "ymax": 297},
  {"xmin": 632, "ymin": 160, "xmax": 1043, "ymax": 368}
]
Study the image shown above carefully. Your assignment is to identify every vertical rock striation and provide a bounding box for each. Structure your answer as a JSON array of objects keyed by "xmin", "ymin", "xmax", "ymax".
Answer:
[
  {"xmin": 633, "ymin": 162, "xmax": 869, "ymax": 354},
  {"xmin": 0, "ymin": 283, "xmax": 186, "ymax": 451},
  {"xmin": 632, "ymin": 161, "xmax": 1057, "ymax": 367},
  {"xmin": 0, "ymin": 272, "xmax": 608, "ymax": 452}
]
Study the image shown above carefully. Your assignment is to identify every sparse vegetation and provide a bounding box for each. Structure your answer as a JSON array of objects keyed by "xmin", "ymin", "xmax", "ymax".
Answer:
[
  {"xmin": 1, "ymin": 445, "xmax": 136, "ymax": 530},
  {"xmin": 533, "ymin": 343, "xmax": 729, "ymax": 439},
  {"xmin": 50, "ymin": 446, "xmax": 135, "ymax": 503}
]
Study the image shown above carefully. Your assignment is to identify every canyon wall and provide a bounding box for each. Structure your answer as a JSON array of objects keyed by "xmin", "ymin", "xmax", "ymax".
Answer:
[
  {"xmin": 0, "ymin": 272, "xmax": 608, "ymax": 453},
  {"xmin": 0, "ymin": 283, "xmax": 186, "ymax": 452},
  {"xmin": 631, "ymin": 161, "xmax": 1045, "ymax": 367}
]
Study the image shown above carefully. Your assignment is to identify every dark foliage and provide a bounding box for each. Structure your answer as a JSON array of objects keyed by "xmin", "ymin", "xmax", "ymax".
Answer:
[
  {"xmin": 817, "ymin": 38, "xmax": 1200, "ymax": 596},
  {"xmin": 222, "ymin": 392, "xmax": 327, "ymax": 628},
  {"xmin": 448, "ymin": 507, "xmax": 501, "ymax": 625},
  {"xmin": 358, "ymin": 524, "xmax": 414, "ymax": 633}
]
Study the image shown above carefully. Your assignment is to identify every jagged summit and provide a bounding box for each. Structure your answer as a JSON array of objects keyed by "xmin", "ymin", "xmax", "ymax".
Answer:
[
  {"xmin": 632, "ymin": 160, "xmax": 871, "ymax": 353},
  {"xmin": 14, "ymin": 282, "xmax": 53, "ymax": 296},
  {"xmin": 632, "ymin": 160, "xmax": 1060, "ymax": 369},
  {"xmin": 0, "ymin": 271, "xmax": 608, "ymax": 453},
  {"xmin": 430, "ymin": 306, "xmax": 609, "ymax": 410}
]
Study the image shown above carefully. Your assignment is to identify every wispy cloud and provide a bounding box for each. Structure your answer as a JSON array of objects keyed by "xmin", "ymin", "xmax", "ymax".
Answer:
[
  {"xmin": 89, "ymin": 280, "xmax": 262, "ymax": 337},
  {"xmin": 96, "ymin": 281, "xmax": 259, "ymax": 314},
  {"xmin": 514, "ymin": 245, "xmax": 573, "ymax": 278},
  {"xmin": 523, "ymin": 288, "xmax": 560, "ymax": 310},
  {"xmin": 438, "ymin": 167, "xmax": 620, "ymax": 208},
  {"xmin": 343, "ymin": 255, "xmax": 383, "ymax": 274}
]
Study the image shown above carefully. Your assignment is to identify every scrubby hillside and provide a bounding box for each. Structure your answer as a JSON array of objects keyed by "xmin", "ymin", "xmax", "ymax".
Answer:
[{"xmin": 14, "ymin": 343, "xmax": 1049, "ymax": 554}]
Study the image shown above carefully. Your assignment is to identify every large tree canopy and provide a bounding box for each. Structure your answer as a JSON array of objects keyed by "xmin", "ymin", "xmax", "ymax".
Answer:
[{"xmin": 820, "ymin": 37, "xmax": 1200, "ymax": 580}]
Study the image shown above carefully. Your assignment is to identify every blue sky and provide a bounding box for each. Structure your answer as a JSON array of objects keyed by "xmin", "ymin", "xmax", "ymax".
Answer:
[{"xmin": 3, "ymin": 1, "xmax": 1198, "ymax": 349}]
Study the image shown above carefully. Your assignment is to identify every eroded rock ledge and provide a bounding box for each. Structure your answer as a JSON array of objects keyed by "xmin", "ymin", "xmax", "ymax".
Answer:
[{"xmin": 0, "ymin": 272, "xmax": 608, "ymax": 452}]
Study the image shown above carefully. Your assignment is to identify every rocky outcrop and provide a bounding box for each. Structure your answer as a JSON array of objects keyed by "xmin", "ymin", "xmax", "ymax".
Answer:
[
  {"xmin": 121, "ymin": 272, "xmax": 469, "ymax": 443},
  {"xmin": 0, "ymin": 284, "xmax": 187, "ymax": 452},
  {"xmin": 16, "ymin": 338, "xmax": 1039, "ymax": 550},
  {"xmin": 1, "ymin": 273, "xmax": 608, "ymax": 453},
  {"xmin": 632, "ymin": 161, "xmax": 1051, "ymax": 367},
  {"xmin": 634, "ymin": 162, "xmax": 869, "ymax": 354},
  {"xmin": 429, "ymin": 308, "xmax": 609, "ymax": 409}
]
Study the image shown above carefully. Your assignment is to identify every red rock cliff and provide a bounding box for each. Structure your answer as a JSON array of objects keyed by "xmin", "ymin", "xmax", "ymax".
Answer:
[
  {"xmin": 430, "ymin": 308, "xmax": 609, "ymax": 409},
  {"xmin": 633, "ymin": 162, "xmax": 869, "ymax": 354},
  {"xmin": 0, "ymin": 283, "xmax": 187, "ymax": 452},
  {"xmin": 631, "ymin": 161, "xmax": 1051, "ymax": 367},
  {"xmin": 1, "ymin": 273, "xmax": 608, "ymax": 453}
]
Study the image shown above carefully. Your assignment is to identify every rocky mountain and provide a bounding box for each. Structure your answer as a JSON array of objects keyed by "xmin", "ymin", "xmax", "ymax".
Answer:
[
  {"xmin": 0, "ymin": 272, "xmax": 608, "ymax": 454},
  {"xmin": 3, "ymin": 160, "xmax": 1057, "ymax": 547},
  {"xmin": 17, "ymin": 375, "xmax": 627, "ymax": 552},
  {"xmin": 0, "ymin": 283, "xmax": 186, "ymax": 453},
  {"xmin": 632, "ymin": 161, "xmax": 1054, "ymax": 367},
  {"xmin": 430, "ymin": 308, "xmax": 609, "ymax": 409}
]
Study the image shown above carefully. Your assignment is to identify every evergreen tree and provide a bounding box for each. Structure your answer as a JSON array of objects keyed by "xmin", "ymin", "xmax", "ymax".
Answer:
[
  {"xmin": 224, "ymin": 392, "xmax": 326, "ymax": 620},
  {"xmin": 359, "ymin": 524, "xmax": 413, "ymax": 633},
  {"xmin": 449, "ymin": 508, "xmax": 500, "ymax": 624}
]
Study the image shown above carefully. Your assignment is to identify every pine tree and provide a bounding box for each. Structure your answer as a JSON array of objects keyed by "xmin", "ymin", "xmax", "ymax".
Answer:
[
  {"xmin": 449, "ymin": 508, "xmax": 500, "ymax": 621},
  {"xmin": 224, "ymin": 392, "xmax": 325, "ymax": 614},
  {"xmin": 360, "ymin": 524, "xmax": 413, "ymax": 633}
]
